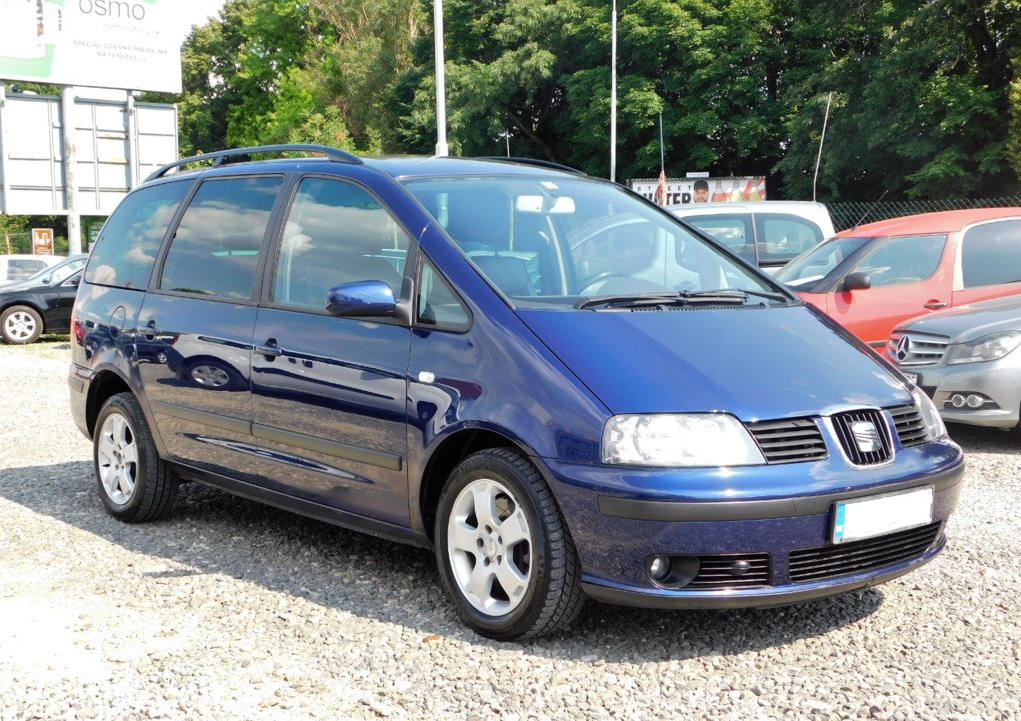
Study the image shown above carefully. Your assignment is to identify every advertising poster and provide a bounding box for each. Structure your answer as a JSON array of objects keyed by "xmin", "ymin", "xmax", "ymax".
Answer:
[
  {"xmin": 0, "ymin": 0, "xmax": 182, "ymax": 93},
  {"xmin": 630, "ymin": 176, "xmax": 767, "ymax": 206}
]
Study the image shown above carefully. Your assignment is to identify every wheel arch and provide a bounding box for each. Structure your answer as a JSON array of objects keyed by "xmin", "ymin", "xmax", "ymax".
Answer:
[
  {"xmin": 85, "ymin": 368, "xmax": 134, "ymax": 438},
  {"xmin": 0, "ymin": 300, "xmax": 46, "ymax": 316},
  {"xmin": 418, "ymin": 427, "xmax": 544, "ymax": 544}
]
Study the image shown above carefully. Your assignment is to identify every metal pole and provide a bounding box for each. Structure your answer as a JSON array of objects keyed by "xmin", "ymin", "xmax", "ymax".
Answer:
[
  {"xmin": 659, "ymin": 112, "xmax": 664, "ymax": 170},
  {"xmin": 813, "ymin": 92, "xmax": 833, "ymax": 203},
  {"xmin": 433, "ymin": 0, "xmax": 449, "ymax": 157},
  {"xmin": 61, "ymin": 86, "xmax": 82, "ymax": 255},
  {"xmin": 127, "ymin": 92, "xmax": 139, "ymax": 189},
  {"xmin": 610, "ymin": 0, "xmax": 617, "ymax": 182},
  {"xmin": 0, "ymin": 84, "xmax": 8, "ymax": 216},
  {"xmin": 608, "ymin": 0, "xmax": 616, "ymax": 182}
]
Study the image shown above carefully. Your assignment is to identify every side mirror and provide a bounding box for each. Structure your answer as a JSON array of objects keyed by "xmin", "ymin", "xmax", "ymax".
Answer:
[
  {"xmin": 843, "ymin": 271, "xmax": 871, "ymax": 291},
  {"xmin": 69, "ymin": 274, "xmax": 81, "ymax": 287},
  {"xmin": 326, "ymin": 280, "xmax": 396, "ymax": 318}
]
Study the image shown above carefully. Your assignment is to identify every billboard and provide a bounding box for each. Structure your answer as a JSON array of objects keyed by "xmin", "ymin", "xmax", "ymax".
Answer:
[
  {"xmin": 630, "ymin": 176, "xmax": 767, "ymax": 206},
  {"xmin": 0, "ymin": 90, "xmax": 179, "ymax": 215},
  {"xmin": 0, "ymin": 0, "xmax": 182, "ymax": 93}
]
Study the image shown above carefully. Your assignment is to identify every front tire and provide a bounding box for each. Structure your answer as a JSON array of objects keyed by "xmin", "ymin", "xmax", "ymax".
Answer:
[
  {"xmin": 435, "ymin": 448, "xmax": 584, "ymax": 640},
  {"xmin": 94, "ymin": 393, "xmax": 178, "ymax": 522},
  {"xmin": 1, "ymin": 305, "xmax": 43, "ymax": 344}
]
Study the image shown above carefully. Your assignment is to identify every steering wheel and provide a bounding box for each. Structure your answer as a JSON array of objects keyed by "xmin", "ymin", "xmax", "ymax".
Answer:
[{"xmin": 574, "ymin": 271, "xmax": 629, "ymax": 294}]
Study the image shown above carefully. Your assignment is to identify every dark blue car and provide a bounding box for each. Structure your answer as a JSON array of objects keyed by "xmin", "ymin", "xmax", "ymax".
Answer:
[{"xmin": 68, "ymin": 145, "xmax": 964, "ymax": 640}]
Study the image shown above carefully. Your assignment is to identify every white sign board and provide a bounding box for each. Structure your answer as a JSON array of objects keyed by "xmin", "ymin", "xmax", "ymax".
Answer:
[
  {"xmin": 0, "ymin": 90, "xmax": 178, "ymax": 215},
  {"xmin": 0, "ymin": 0, "xmax": 182, "ymax": 93},
  {"xmin": 630, "ymin": 176, "xmax": 767, "ymax": 206}
]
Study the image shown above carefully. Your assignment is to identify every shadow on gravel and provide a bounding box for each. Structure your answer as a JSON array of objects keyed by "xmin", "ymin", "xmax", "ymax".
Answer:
[
  {"xmin": 5, "ymin": 461, "xmax": 885, "ymax": 662},
  {"xmin": 945, "ymin": 422, "xmax": 1019, "ymax": 454}
]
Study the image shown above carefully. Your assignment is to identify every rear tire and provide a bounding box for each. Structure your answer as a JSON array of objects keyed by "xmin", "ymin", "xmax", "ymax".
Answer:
[
  {"xmin": 94, "ymin": 393, "xmax": 178, "ymax": 522},
  {"xmin": 1, "ymin": 305, "xmax": 43, "ymax": 344},
  {"xmin": 435, "ymin": 448, "xmax": 585, "ymax": 640}
]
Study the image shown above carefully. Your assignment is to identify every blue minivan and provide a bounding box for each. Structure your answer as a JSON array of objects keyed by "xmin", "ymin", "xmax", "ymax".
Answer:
[{"xmin": 69, "ymin": 146, "xmax": 964, "ymax": 640}]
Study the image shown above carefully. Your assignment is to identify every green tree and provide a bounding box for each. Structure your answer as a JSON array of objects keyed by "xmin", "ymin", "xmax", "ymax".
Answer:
[{"xmin": 777, "ymin": 0, "xmax": 1021, "ymax": 201}]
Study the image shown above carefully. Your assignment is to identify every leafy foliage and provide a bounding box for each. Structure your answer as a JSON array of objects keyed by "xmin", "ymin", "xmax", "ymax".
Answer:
[{"xmin": 99, "ymin": 0, "xmax": 1021, "ymax": 200}]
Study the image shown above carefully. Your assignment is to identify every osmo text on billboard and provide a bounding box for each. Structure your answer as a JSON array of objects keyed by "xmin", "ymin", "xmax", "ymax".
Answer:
[{"xmin": 0, "ymin": 0, "xmax": 182, "ymax": 93}]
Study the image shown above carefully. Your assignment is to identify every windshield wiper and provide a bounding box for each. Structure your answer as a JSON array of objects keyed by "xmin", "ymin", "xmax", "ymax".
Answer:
[
  {"xmin": 575, "ymin": 291, "xmax": 747, "ymax": 310},
  {"xmin": 697, "ymin": 288, "xmax": 791, "ymax": 303},
  {"xmin": 574, "ymin": 288, "xmax": 790, "ymax": 310}
]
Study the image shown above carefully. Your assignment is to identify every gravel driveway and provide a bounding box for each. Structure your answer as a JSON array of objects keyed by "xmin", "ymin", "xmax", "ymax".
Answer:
[{"xmin": 2, "ymin": 340, "xmax": 1019, "ymax": 721}]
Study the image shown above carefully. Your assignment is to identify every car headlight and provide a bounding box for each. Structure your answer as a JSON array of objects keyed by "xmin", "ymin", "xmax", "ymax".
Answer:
[
  {"xmin": 602, "ymin": 413, "xmax": 765, "ymax": 467},
  {"xmin": 945, "ymin": 331, "xmax": 1021, "ymax": 364},
  {"xmin": 912, "ymin": 387, "xmax": 947, "ymax": 441}
]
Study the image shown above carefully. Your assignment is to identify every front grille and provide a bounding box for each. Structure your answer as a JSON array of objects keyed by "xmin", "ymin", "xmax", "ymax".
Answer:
[
  {"xmin": 831, "ymin": 409, "xmax": 893, "ymax": 466},
  {"xmin": 747, "ymin": 418, "xmax": 827, "ymax": 464},
  {"xmin": 888, "ymin": 404, "xmax": 928, "ymax": 447},
  {"xmin": 788, "ymin": 521, "xmax": 941, "ymax": 583},
  {"xmin": 887, "ymin": 331, "xmax": 949, "ymax": 367},
  {"xmin": 690, "ymin": 553, "xmax": 771, "ymax": 589}
]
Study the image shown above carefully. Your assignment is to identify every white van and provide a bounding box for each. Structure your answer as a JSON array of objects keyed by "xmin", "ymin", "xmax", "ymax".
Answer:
[
  {"xmin": 0, "ymin": 254, "xmax": 63, "ymax": 288},
  {"xmin": 669, "ymin": 201, "xmax": 835, "ymax": 272}
]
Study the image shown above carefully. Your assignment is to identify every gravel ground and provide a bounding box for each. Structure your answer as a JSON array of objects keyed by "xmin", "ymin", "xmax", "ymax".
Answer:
[{"xmin": 1, "ymin": 340, "xmax": 1019, "ymax": 721}]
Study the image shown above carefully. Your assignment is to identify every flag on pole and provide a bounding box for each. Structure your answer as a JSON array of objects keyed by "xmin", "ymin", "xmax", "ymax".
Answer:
[{"xmin": 654, "ymin": 169, "xmax": 667, "ymax": 206}]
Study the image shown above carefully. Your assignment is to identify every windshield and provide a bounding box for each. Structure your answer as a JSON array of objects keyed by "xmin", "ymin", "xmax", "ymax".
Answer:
[
  {"xmin": 402, "ymin": 175, "xmax": 784, "ymax": 309},
  {"xmin": 774, "ymin": 235, "xmax": 873, "ymax": 291},
  {"xmin": 24, "ymin": 256, "xmax": 86, "ymax": 285}
]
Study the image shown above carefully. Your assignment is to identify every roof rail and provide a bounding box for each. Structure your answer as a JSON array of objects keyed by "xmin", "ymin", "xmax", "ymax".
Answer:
[
  {"xmin": 145, "ymin": 144, "xmax": 362, "ymax": 181},
  {"xmin": 473, "ymin": 156, "xmax": 585, "ymax": 175}
]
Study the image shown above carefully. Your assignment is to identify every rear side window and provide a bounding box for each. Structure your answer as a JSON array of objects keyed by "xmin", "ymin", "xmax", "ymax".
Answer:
[
  {"xmin": 272, "ymin": 177, "xmax": 409, "ymax": 308},
  {"xmin": 159, "ymin": 176, "xmax": 283, "ymax": 299},
  {"xmin": 961, "ymin": 220, "xmax": 1021, "ymax": 288},
  {"xmin": 85, "ymin": 180, "xmax": 189, "ymax": 289},
  {"xmin": 757, "ymin": 214, "xmax": 824, "ymax": 263}
]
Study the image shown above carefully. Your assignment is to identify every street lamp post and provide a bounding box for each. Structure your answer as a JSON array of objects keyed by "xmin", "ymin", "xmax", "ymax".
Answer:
[
  {"xmin": 434, "ymin": 0, "xmax": 449, "ymax": 156},
  {"xmin": 610, "ymin": 0, "xmax": 617, "ymax": 182}
]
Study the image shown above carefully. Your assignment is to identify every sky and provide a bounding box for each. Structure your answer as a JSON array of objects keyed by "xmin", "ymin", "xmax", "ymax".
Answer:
[{"xmin": 172, "ymin": 0, "xmax": 227, "ymax": 42}]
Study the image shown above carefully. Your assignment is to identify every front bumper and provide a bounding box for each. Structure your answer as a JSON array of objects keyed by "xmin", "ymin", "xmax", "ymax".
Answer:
[
  {"xmin": 911, "ymin": 360, "xmax": 1021, "ymax": 429},
  {"xmin": 542, "ymin": 442, "xmax": 964, "ymax": 609}
]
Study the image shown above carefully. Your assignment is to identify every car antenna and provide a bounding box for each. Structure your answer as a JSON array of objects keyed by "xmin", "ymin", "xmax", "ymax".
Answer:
[{"xmin": 851, "ymin": 189, "xmax": 890, "ymax": 229}]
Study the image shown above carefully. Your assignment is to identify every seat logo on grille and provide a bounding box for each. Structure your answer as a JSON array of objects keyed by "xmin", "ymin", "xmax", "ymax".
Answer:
[
  {"xmin": 895, "ymin": 335, "xmax": 911, "ymax": 361},
  {"xmin": 851, "ymin": 421, "xmax": 882, "ymax": 453}
]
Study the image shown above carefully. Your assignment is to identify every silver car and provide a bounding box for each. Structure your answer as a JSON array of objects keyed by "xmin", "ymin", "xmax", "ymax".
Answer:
[{"xmin": 886, "ymin": 294, "xmax": 1021, "ymax": 430}]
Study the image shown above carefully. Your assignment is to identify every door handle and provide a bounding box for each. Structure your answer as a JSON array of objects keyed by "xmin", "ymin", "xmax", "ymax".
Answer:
[
  {"xmin": 141, "ymin": 319, "xmax": 159, "ymax": 338},
  {"xmin": 924, "ymin": 301, "xmax": 947, "ymax": 310},
  {"xmin": 255, "ymin": 339, "xmax": 284, "ymax": 357}
]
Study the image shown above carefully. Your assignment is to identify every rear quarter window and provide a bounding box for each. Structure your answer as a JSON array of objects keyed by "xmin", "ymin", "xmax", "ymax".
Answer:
[
  {"xmin": 683, "ymin": 215, "xmax": 755, "ymax": 264},
  {"xmin": 85, "ymin": 180, "xmax": 191, "ymax": 289}
]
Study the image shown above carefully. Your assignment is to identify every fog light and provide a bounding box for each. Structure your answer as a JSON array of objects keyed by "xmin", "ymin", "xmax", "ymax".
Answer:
[
  {"xmin": 647, "ymin": 555, "xmax": 671, "ymax": 581},
  {"xmin": 949, "ymin": 394, "xmax": 966, "ymax": 408},
  {"xmin": 966, "ymin": 394, "xmax": 984, "ymax": 408}
]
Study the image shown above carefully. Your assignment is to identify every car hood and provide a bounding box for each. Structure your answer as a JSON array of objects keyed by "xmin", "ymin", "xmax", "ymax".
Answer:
[
  {"xmin": 518, "ymin": 305, "xmax": 911, "ymax": 419},
  {"xmin": 897, "ymin": 293, "xmax": 1021, "ymax": 341}
]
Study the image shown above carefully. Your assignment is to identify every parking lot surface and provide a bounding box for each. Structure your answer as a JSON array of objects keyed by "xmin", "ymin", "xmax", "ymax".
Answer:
[{"xmin": 1, "ymin": 341, "xmax": 1019, "ymax": 720}]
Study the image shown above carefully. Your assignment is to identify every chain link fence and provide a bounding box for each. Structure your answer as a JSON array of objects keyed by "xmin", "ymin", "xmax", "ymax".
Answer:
[{"xmin": 828, "ymin": 197, "xmax": 1021, "ymax": 232}]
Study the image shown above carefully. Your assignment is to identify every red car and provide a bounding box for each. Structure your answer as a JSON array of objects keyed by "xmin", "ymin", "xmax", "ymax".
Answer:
[{"xmin": 775, "ymin": 208, "xmax": 1021, "ymax": 352}]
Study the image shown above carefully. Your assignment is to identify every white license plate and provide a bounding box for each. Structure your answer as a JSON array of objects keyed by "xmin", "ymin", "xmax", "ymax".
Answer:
[
  {"xmin": 832, "ymin": 487, "xmax": 933, "ymax": 544},
  {"xmin": 903, "ymin": 371, "xmax": 918, "ymax": 386}
]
